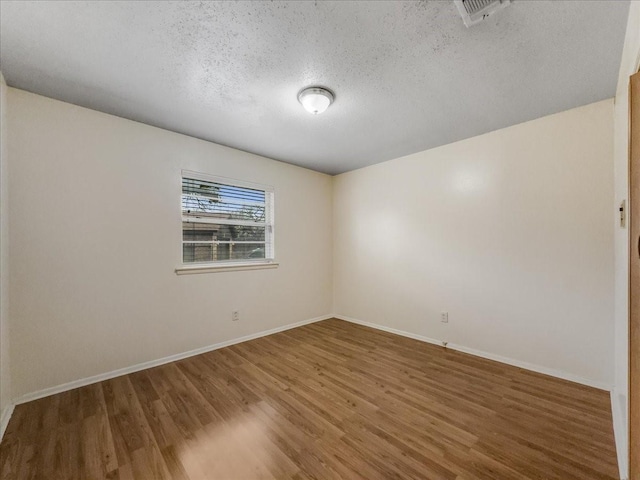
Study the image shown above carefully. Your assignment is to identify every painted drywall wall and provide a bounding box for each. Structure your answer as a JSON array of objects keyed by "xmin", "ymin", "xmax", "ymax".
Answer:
[
  {"xmin": 612, "ymin": 3, "xmax": 640, "ymax": 478},
  {"xmin": 7, "ymin": 88, "xmax": 333, "ymax": 399},
  {"xmin": 334, "ymin": 99, "xmax": 614, "ymax": 387},
  {"xmin": 0, "ymin": 74, "xmax": 12, "ymax": 425}
]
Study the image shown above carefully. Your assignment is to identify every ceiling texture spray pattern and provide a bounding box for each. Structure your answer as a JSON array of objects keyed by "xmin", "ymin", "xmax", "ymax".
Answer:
[{"xmin": 0, "ymin": 0, "xmax": 630, "ymax": 174}]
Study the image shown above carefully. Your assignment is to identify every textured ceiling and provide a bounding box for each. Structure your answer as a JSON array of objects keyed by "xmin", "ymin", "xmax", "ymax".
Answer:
[{"xmin": 0, "ymin": 1, "xmax": 630, "ymax": 175}]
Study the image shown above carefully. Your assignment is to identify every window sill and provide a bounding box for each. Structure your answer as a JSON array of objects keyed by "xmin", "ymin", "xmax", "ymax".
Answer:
[{"xmin": 175, "ymin": 261, "xmax": 279, "ymax": 275}]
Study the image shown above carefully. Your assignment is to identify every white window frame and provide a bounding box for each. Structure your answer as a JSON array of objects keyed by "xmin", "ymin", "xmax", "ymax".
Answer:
[{"xmin": 176, "ymin": 170, "xmax": 278, "ymax": 275}]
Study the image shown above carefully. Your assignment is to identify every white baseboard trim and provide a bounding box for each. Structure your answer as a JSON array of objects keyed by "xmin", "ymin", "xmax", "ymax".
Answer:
[
  {"xmin": 335, "ymin": 314, "xmax": 444, "ymax": 347},
  {"xmin": 0, "ymin": 404, "xmax": 15, "ymax": 442},
  {"xmin": 14, "ymin": 314, "xmax": 333, "ymax": 406},
  {"xmin": 611, "ymin": 389, "xmax": 629, "ymax": 480},
  {"xmin": 334, "ymin": 314, "xmax": 612, "ymax": 391}
]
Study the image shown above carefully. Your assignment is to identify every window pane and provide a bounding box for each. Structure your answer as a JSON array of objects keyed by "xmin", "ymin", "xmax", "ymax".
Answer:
[
  {"xmin": 182, "ymin": 222, "xmax": 216, "ymax": 241},
  {"xmin": 182, "ymin": 178, "xmax": 266, "ymax": 223},
  {"xmin": 227, "ymin": 243, "xmax": 266, "ymax": 261},
  {"xmin": 183, "ymin": 242, "xmax": 266, "ymax": 263},
  {"xmin": 183, "ymin": 243, "xmax": 214, "ymax": 263},
  {"xmin": 183, "ymin": 222, "xmax": 265, "ymax": 242}
]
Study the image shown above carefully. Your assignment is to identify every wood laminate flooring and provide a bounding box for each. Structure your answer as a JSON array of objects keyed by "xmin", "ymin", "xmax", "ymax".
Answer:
[{"xmin": 0, "ymin": 319, "xmax": 618, "ymax": 479}]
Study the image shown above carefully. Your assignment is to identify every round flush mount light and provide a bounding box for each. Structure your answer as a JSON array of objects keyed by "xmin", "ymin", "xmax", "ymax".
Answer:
[{"xmin": 298, "ymin": 86, "xmax": 334, "ymax": 115}]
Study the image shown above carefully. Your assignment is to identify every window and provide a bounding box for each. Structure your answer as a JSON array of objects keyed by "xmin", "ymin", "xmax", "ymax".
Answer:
[{"xmin": 181, "ymin": 171, "xmax": 274, "ymax": 265}]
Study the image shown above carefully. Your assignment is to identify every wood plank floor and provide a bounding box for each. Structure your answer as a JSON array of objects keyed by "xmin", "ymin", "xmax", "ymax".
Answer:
[{"xmin": 0, "ymin": 319, "xmax": 618, "ymax": 479}]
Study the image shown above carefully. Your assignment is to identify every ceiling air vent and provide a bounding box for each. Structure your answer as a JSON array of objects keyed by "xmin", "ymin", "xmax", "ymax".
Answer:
[{"xmin": 454, "ymin": 0, "xmax": 512, "ymax": 27}]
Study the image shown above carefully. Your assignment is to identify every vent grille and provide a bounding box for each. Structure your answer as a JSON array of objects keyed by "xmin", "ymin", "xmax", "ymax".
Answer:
[
  {"xmin": 454, "ymin": 0, "xmax": 512, "ymax": 27},
  {"xmin": 462, "ymin": 0, "xmax": 496, "ymax": 15}
]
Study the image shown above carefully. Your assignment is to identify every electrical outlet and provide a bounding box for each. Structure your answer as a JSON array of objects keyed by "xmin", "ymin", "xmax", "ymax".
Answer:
[
  {"xmin": 232, "ymin": 310, "xmax": 239, "ymax": 321},
  {"xmin": 441, "ymin": 312, "xmax": 449, "ymax": 323}
]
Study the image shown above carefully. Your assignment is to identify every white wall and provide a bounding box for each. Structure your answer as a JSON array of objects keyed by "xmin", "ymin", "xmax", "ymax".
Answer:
[
  {"xmin": 334, "ymin": 99, "xmax": 614, "ymax": 388},
  {"xmin": 7, "ymin": 89, "xmax": 333, "ymax": 400},
  {"xmin": 0, "ymin": 74, "xmax": 12, "ymax": 427},
  {"xmin": 612, "ymin": 3, "xmax": 640, "ymax": 478}
]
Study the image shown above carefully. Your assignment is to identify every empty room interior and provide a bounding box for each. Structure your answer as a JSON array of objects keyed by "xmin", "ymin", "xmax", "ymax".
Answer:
[{"xmin": 0, "ymin": 1, "xmax": 639, "ymax": 479}]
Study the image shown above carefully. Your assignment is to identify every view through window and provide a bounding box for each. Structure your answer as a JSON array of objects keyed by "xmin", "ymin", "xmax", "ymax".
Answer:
[{"xmin": 181, "ymin": 172, "xmax": 274, "ymax": 264}]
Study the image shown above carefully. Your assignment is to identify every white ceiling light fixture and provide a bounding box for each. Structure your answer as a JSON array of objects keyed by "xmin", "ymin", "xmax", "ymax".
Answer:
[{"xmin": 298, "ymin": 86, "xmax": 334, "ymax": 115}]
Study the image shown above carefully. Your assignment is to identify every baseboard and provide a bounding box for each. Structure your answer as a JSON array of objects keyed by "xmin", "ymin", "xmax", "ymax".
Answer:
[
  {"xmin": 14, "ymin": 314, "xmax": 332, "ymax": 405},
  {"xmin": 611, "ymin": 389, "xmax": 629, "ymax": 480},
  {"xmin": 334, "ymin": 314, "xmax": 612, "ymax": 391},
  {"xmin": 0, "ymin": 404, "xmax": 15, "ymax": 442},
  {"xmin": 335, "ymin": 314, "xmax": 444, "ymax": 347}
]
